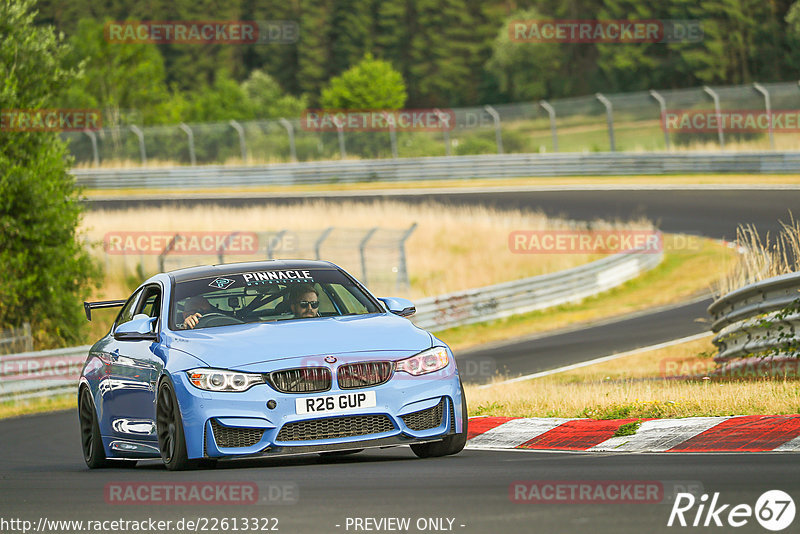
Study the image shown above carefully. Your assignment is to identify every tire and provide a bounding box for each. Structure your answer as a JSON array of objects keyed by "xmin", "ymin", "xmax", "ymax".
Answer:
[
  {"xmin": 319, "ymin": 449, "xmax": 364, "ymax": 457},
  {"xmin": 410, "ymin": 383, "xmax": 468, "ymax": 459},
  {"xmin": 79, "ymin": 387, "xmax": 111, "ymax": 469},
  {"xmin": 156, "ymin": 378, "xmax": 193, "ymax": 471}
]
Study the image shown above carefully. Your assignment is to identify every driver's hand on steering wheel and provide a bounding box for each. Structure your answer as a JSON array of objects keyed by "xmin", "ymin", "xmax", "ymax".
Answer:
[{"xmin": 184, "ymin": 312, "xmax": 202, "ymax": 329}]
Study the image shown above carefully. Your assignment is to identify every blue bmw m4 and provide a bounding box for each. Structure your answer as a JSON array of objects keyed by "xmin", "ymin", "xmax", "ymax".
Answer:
[{"xmin": 78, "ymin": 260, "xmax": 467, "ymax": 470}]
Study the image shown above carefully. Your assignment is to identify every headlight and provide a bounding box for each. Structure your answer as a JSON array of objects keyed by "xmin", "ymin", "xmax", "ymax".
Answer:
[
  {"xmin": 187, "ymin": 368, "xmax": 265, "ymax": 392},
  {"xmin": 395, "ymin": 347, "xmax": 449, "ymax": 376}
]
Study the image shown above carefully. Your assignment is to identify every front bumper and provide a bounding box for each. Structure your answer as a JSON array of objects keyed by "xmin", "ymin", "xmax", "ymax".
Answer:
[{"xmin": 171, "ymin": 360, "xmax": 463, "ymax": 460}]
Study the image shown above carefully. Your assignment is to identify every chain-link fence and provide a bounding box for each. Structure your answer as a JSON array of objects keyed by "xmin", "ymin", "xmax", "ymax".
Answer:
[
  {"xmin": 97, "ymin": 226, "xmax": 417, "ymax": 296},
  {"xmin": 63, "ymin": 81, "xmax": 800, "ymax": 167},
  {"xmin": 0, "ymin": 323, "xmax": 33, "ymax": 355}
]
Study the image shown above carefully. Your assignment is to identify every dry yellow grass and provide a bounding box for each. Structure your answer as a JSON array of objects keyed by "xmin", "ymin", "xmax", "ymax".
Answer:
[
  {"xmin": 715, "ymin": 217, "xmax": 800, "ymax": 295},
  {"xmin": 465, "ymin": 336, "xmax": 800, "ymax": 418},
  {"xmin": 80, "ymin": 174, "xmax": 800, "ymax": 199},
  {"xmin": 81, "ymin": 201, "xmax": 654, "ymax": 300}
]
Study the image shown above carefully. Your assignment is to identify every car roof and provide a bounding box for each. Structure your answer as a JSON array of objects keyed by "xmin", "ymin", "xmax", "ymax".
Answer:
[{"xmin": 167, "ymin": 259, "xmax": 338, "ymax": 282}]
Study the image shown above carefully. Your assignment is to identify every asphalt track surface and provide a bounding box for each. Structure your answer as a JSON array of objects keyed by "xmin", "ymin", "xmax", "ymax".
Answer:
[
  {"xmin": 2, "ymin": 410, "xmax": 799, "ymax": 534},
  {"xmin": 2, "ymin": 188, "xmax": 795, "ymax": 533}
]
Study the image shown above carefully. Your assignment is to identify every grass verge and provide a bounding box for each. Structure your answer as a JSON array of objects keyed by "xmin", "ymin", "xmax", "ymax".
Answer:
[
  {"xmin": 0, "ymin": 394, "xmax": 75, "ymax": 420},
  {"xmin": 465, "ymin": 336, "xmax": 800, "ymax": 419}
]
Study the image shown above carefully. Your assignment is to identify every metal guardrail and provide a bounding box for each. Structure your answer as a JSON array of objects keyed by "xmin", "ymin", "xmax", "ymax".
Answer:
[
  {"xmin": 412, "ymin": 249, "xmax": 663, "ymax": 331},
  {"xmin": 0, "ymin": 345, "xmax": 90, "ymax": 402},
  {"xmin": 0, "ymin": 248, "xmax": 662, "ymax": 402},
  {"xmin": 708, "ymin": 272, "xmax": 800, "ymax": 363},
  {"xmin": 72, "ymin": 152, "xmax": 800, "ymax": 190}
]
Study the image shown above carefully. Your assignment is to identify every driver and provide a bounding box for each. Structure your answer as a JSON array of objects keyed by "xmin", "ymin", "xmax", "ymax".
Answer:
[
  {"xmin": 288, "ymin": 283, "xmax": 320, "ymax": 319},
  {"xmin": 181, "ymin": 295, "xmax": 215, "ymax": 329}
]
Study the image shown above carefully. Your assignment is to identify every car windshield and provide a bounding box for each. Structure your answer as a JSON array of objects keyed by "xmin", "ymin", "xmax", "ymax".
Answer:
[{"xmin": 170, "ymin": 267, "xmax": 381, "ymax": 330}]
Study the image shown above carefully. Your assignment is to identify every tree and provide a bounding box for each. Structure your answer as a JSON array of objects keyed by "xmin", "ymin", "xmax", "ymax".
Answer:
[
  {"xmin": 0, "ymin": 0, "xmax": 99, "ymax": 348},
  {"xmin": 59, "ymin": 18, "xmax": 172, "ymax": 126},
  {"xmin": 485, "ymin": 9, "xmax": 564, "ymax": 102},
  {"xmin": 242, "ymin": 70, "xmax": 308, "ymax": 119},
  {"xmin": 320, "ymin": 53, "xmax": 407, "ymax": 109}
]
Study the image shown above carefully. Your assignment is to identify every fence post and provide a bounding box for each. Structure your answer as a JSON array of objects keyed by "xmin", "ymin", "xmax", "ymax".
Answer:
[
  {"xmin": 433, "ymin": 108, "xmax": 451, "ymax": 156},
  {"xmin": 159, "ymin": 234, "xmax": 181, "ymax": 271},
  {"xmin": 336, "ymin": 122, "xmax": 347, "ymax": 159},
  {"xmin": 359, "ymin": 227, "xmax": 378, "ymax": 286},
  {"xmin": 83, "ymin": 130, "xmax": 100, "ymax": 166},
  {"xmin": 314, "ymin": 227, "xmax": 334, "ymax": 259},
  {"xmin": 217, "ymin": 231, "xmax": 241, "ymax": 264},
  {"xmin": 388, "ymin": 117, "xmax": 398, "ymax": 159},
  {"xmin": 396, "ymin": 223, "xmax": 417, "ymax": 292},
  {"xmin": 484, "ymin": 105, "xmax": 504, "ymax": 154},
  {"xmin": 229, "ymin": 120, "xmax": 248, "ymax": 162},
  {"xmin": 703, "ymin": 86, "xmax": 725, "ymax": 149},
  {"xmin": 278, "ymin": 118, "xmax": 297, "ymax": 162},
  {"xmin": 595, "ymin": 93, "xmax": 615, "ymax": 152},
  {"xmin": 539, "ymin": 100, "xmax": 558, "ymax": 152},
  {"xmin": 179, "ymin": 123, "xmax": 196, "ymax": 166},
  {"xmin": 129, "ymin": 125, "xmax": 147, "ymax": 165},
  {"xmin": 23, "ymin": 322, "xmax": 32, "ymax": 352},
  {"xmin": 753, "ymin": 83, "xmax": 775, "ymax": 150},
  {"xmin": 649, "ymin": 89, "xmax": 671, "ymax": 150}
]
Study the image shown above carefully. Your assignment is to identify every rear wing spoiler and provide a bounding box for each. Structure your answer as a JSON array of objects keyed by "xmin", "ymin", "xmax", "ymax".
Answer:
[{"xmin": 84, "ymin": 299, "xmax": 127, "ymax": 321}]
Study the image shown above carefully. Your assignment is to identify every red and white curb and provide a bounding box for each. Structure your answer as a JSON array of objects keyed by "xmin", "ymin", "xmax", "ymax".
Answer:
[{"xmin": 466, "ymin": 415, "xmax": 800, "ymax": 452}]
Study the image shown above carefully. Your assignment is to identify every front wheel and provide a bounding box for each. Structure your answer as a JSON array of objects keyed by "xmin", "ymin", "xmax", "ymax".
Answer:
[
  {"xmin": 156, "ymin": 378, "xmax": 193, "ymax": 471},
  {"xmin": 410, "ymin": 383, "xmax": 468, "ymax": 458}
]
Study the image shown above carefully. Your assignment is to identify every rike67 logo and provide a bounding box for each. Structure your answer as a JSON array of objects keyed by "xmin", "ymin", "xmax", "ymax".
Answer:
[{"xmin": 668, "ymin": 490, "xmax": 795, "ymax": 531}]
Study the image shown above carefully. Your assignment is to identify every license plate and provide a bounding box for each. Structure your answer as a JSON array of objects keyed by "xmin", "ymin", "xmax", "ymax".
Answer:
[{"xmin": 295, "ymin": 391, "xmax": 377, "ymax": 415}]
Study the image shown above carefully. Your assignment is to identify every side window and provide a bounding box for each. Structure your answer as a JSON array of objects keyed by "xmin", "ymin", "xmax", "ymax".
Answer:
[
  {"xmin": 138, "ymin": 285, "xmax": 162, "ymax": 319},
  {"xmin": 114, "ymin": 289, "xmax": 142, "ymax": 328},
  {"xmin": 331, "ymin": 284, "xmax": 369, "ymax": 314}
]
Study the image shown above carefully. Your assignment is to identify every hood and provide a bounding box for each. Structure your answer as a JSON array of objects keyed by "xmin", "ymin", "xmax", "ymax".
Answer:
[{"xmin": 163, "ymin": 313, "xmax": 433, "ymax": 369}]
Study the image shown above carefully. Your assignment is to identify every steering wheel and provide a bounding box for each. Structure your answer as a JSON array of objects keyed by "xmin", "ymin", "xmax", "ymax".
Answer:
[{"xmin": 194, "ymin": 312, "xmax": 245, "ymax": 328}]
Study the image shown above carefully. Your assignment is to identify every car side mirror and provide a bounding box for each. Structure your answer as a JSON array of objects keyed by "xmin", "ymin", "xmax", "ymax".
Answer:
[
  {"xmin": 114, "ymin": 314, "xmax": 159, "ymax": 342},
  {"xmin": 379, "ymin": 297, "xmax": 416, "ymax": 317}
]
